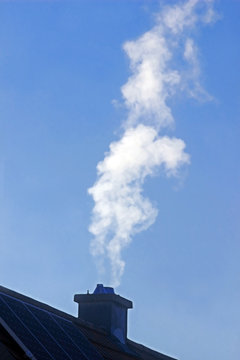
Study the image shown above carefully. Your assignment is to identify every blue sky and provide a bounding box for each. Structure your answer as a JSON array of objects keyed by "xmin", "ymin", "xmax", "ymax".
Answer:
[{"xmin": 0, "ymin": 1, "xmax": 239, "ymax": 360}]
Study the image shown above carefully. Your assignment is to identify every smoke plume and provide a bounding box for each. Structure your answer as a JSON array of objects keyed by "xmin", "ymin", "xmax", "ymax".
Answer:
[{"xmin": 88, "ymin": 0, "xmax": 216, "ymax": 287}]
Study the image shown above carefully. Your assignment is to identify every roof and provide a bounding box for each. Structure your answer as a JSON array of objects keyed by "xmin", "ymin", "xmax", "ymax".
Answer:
[{"xmin": 0, "ymin": 285, "xmax": 177, "ymax": 360}]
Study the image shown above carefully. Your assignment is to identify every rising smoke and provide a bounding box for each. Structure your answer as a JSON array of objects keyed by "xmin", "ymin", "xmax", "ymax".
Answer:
[{"xmin": 88, "ymin": 0, "xmax": 216, "ymax": 287}]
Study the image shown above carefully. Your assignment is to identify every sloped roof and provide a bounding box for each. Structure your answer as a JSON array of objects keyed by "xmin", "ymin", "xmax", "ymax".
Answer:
[
  {"xmin": 128, "ymin": 340, "xmax": 178, "ymax": 360},
  {"xmin": 0, "ymin": 285, "xmax": 177, "ymax": 360}
]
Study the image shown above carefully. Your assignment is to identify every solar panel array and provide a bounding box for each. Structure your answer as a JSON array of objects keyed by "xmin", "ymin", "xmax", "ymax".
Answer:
[{"xmin": 0, "ymin": 292, "xmax": 104, "ymax": 360}]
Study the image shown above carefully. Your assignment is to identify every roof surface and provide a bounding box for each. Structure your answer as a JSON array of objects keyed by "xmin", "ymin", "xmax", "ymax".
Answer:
[{"xmin": 0, "ymin": 285, "xmax": 177, "ymax": 360}]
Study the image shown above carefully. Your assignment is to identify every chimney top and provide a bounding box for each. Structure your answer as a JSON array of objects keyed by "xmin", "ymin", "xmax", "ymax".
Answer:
[{"xmin": 74, "ymin": 286, "xmax": 132, "ymax": 309}]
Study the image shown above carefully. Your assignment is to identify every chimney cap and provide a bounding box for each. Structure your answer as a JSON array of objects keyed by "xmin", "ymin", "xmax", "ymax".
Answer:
[
  {"xmin": 93, "ymin": 284, "xmax": 115, "ymax": 295},
  {"xmin": 74, "ymin": 285, "xmax": 133, "ymax": 309}
]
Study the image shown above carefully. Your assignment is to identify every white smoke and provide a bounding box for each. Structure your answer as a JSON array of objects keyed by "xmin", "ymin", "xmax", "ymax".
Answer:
[{"xmin": 88, "ymin": 0, "xmax": 216, "ymax": 287}]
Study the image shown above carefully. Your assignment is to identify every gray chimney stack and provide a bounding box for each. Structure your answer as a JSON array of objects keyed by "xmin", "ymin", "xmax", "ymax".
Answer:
[{"xmin": 74, "ymin": 284, "xmax": 132, "ymax": 344}]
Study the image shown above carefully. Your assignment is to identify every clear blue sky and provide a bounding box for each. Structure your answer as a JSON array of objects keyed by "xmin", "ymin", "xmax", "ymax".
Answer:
[{"xmin": 0, "ymin": 1, "xmax": 239, "ymax": 360}]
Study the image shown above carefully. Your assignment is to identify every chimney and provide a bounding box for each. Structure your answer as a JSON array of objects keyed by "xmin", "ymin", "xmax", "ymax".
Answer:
[{"xmin": 74, "ymin": 284, "xmax": 132, "ymax": 344}]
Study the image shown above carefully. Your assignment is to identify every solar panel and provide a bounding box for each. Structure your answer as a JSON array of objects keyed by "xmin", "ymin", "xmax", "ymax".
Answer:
[
  {"xmin": 0, "ymin": 295, "xmax": 51, "ymax": 360},
  {"xmin": 53, "ymin": 315, "xmax": 103, "ymax": 360},
  {"xmin": 28, "ymin": 305, "xmax": 90, "ymax": 360},
  {"xmin": 0, "ymin": 292, "xmax": 104, "ymax": 360}
]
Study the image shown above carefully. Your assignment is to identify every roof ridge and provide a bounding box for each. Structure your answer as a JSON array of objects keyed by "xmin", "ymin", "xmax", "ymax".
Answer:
[{"xmin": 0, "ymin": 285, "xmax": 74, "ymax": 321}]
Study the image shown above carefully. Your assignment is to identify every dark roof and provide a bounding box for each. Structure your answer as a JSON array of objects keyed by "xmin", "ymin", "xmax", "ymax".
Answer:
[
  {"xmin": 128, "ymin": 340, "xmax": 178, "ymax": 360},
  {"xmin": 0, "ymin": 285, "xmax": 177, "ymax": 360}
]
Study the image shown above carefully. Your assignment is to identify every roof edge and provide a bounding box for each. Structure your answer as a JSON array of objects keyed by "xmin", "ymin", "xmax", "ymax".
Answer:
[
  {"xmin": 0, "ymin": 285, "xmax": 74, "ymax": 321},
  {"xmin": 127, "ymin": 339, "xmax": 178, "ymax": 360}
]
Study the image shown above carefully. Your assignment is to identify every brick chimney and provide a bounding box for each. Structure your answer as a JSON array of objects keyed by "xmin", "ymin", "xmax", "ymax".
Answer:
[{"xmin": 74, "ymin": 284, "xmax": 132, "ymax": 344}]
